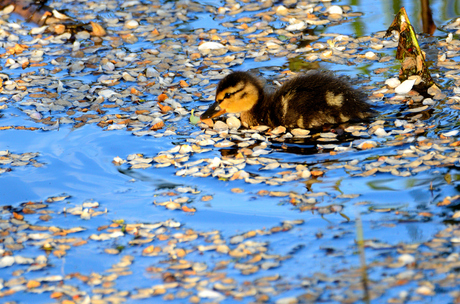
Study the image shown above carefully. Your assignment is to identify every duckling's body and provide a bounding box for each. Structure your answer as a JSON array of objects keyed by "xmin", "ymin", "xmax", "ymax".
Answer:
[{"xmin": 201, "ymin": 71, "xmax": 373, "ymax": 129}]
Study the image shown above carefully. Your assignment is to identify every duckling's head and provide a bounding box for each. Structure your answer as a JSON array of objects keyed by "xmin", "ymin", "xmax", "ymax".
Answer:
[{"xmin": 200, "ymin": 71, "xmax": 263, "ymax": 120}]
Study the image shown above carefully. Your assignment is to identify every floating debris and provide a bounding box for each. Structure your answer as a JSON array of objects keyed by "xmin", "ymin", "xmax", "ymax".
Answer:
[
  {"xmin": 2, "ymin": 1, "xmax": 460, "ymax": 303},
  {"xmin": 384, "ymin": 7, "xmax": 435, "ymax": 91},
  {"xmin": 0, "ymin": 150, "xmax": 43, "ymax": 175}
]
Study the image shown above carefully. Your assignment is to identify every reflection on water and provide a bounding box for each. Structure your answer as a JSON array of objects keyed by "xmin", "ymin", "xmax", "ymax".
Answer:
[
  {"xmin": 421, "ymin": 0, "xmax": 436, "ymax": 35},
  {"xmin": 330, "ymin": 0, "xmax": 459, "ymax": 37},
  {"xmin": 178, "ymin": 0, "xmax": 459, "ymax": 43},
  {"xmin": 1, "ymin": 1, "xmax": 460, "ymax": 303}
]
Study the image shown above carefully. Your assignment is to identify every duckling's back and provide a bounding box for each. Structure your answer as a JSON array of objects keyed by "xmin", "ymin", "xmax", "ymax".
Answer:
[{"xmin": 268, "ymin": 73, "xmax": 372, "ymax": 129}]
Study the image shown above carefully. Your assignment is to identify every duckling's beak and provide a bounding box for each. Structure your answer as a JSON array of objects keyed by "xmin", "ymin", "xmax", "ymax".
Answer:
[{"xmin": 200, "ymin": 102, "xmax": 226, "ymax": 120}]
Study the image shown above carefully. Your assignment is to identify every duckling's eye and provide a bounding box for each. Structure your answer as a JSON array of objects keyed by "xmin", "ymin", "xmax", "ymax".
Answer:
[{"xmin": 224, "ymin": 92, "xmax": 231, "ymax": 99}]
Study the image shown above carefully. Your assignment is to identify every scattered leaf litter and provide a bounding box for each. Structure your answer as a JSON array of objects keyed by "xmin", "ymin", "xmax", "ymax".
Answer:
[
  {"xmin": 0, "ymin": 0, "xmax": 453, "ymax": 139},
  {"xmin": 0, "ymin": 150, "xmax": 43, "ymax": 175},
  {"xmin": 1, "ymin": 0, "xmax": 460, "ymax": 302},
  {"xmin": 3, "ymin": 192, "xmax": 460, "ymax": 303}
]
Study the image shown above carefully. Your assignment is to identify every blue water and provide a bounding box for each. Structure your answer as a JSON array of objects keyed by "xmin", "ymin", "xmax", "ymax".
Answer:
[{"xmin": 1, "ymin": 0, "xmax": 459, "ymax": 302}]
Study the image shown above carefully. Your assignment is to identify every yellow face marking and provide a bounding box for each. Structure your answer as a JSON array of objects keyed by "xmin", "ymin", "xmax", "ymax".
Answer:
[
  {"xmin": 326, "ymin": 92, "xmax": 344, "ymax": 107},
  {"xmin": 215, "ymin": 82, "xmax": 245, "ymax": 102},
  {"xmin": 215, "ymin": 81, "xmax": 259, "ymax": 114}
]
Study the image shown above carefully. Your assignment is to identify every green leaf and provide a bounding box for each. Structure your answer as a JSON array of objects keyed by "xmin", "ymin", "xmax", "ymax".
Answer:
[
  {"xmin": 190, "ymin": 109, "xmax": 200, "ymax": 125},
  {"xmin": 278, "ymin": 35, "xmax": 288, "ymax": 41}
]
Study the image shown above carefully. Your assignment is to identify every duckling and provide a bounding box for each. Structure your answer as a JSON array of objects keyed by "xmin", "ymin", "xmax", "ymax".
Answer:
[{"xmin": 200, "ymin": 71, "xmax": 373, "ymax": 129}]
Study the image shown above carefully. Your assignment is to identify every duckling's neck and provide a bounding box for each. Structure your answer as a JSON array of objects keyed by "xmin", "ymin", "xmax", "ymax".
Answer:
[
  {"xmin": 240, "ymin": 109, "xmax": 260, "ymax": 127},
  {"xmin": 240, "ymin": 91, "xmax": 274, "ymax": 128}
]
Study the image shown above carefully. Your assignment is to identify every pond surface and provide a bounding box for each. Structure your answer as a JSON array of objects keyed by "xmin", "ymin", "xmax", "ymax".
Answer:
[{"xmin": 1, "ymin": 0, "xmax": 460, "ymax": 303}]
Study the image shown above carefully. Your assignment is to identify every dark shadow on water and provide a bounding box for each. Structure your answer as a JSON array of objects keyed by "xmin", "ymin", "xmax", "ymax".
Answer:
[{"xmin": 117, "ymin": 168, "xmax": 180, "ymax": 189}]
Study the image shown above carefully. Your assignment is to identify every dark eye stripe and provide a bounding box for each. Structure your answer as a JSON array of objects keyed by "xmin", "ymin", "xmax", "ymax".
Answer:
[{"xmin": 217, "ymin": 87, "xmax": 244, "ymax": 103}]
